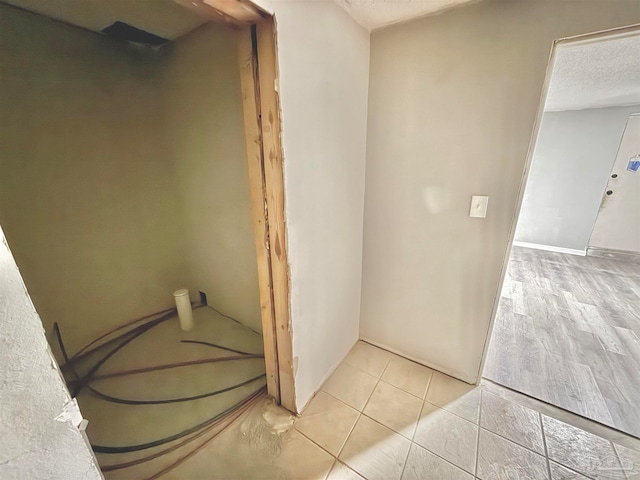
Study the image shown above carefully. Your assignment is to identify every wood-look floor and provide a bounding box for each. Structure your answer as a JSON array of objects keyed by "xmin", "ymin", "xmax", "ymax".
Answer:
[{"xmin": 484, "ymin": 246, "xmax": 640, "ymax": 438}]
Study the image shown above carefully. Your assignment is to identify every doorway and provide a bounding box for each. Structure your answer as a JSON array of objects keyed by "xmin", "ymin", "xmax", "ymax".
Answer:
[
  {"xmin": 483, "ymin": 27, "xmax": 640, "ymax": 438},
  {"xmin": 0, "ymin": 2, "xmax": 292, "ymax": 477}
]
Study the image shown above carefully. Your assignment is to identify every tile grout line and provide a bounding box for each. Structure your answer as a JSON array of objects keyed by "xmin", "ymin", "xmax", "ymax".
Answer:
[
  {"xmin": 324, "ymin": 459, "xmax": 338, "ymax": 480},
  {"xmin": 540, "ymin": 414, "xmax": 618, "ymax": 480},
  {"xmin": 311, "ymin": 388, "xmax": 362, "ymax": 460},
  {"xmin": 422, "ymin": 372, "xmax": 434, "ymax": 401},
  {"xmin": 293, "ymin": 424, "xmax": 338, "ymax": 460},
  {"xmin": 401, "ymin": 390, "xmax": 430, "ymax": 480},
  {"xmin": 393, "ymin": 346, "xmax": 412, "ymax": 480},
  {"xmin": 610, "ymin": 440, "xmax": 629, "ymax": 480},
  {"xmin": 475, "ymin": 386, "xmax": 564, "ymax": 459},
  {"xmin": 409, "ymin": 440, "xmax": 476, "ymax": 478},
  {"xmin": 539, "ymin": 411, "xmax": 552, "ymax": 480},
  {"xmin": 398, "ymin": 439, "xmax": 412, "ymax": 480},
  {"xmin": 475, "ymin": 425, "xmax": 547, "ymax": 460},
  {"xmin": 335, "ymin": 354, "xmax": 390, "ymax": 479},
  {"xmin": 360, "ymin": 353, "xmax": 391, "ymax": 413},
  {"xmin": 335, "ymin": 412, "xmax": 362, "ymax": 460},
  {"xmin": 423, "ymin": 398, "xmax": 478, "ymax": 427},
  {"xmin": 413, "ymin": 371, "xmax": 479, "ymax": 477},
  {"xmin": 474, "ymin": 389, "xmax": 482, "ymax": 477}
]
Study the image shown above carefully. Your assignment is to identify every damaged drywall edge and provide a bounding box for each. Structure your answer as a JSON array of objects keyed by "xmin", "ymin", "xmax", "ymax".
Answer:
[
  {"xmin": 0, "ymin": 226, "xmax": 104, "ymax": 479},
  {"xmin": 55, "ymin": 398, "xmax": 85, "ymax": 429}
]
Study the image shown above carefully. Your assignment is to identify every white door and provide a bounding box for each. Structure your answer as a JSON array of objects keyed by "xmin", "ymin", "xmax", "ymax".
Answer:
[{"xmin": 589, "ymin": 114, "xmax": 640, "ymax": 253}]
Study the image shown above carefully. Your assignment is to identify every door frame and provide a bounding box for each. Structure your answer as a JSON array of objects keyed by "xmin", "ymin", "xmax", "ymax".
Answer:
[
  {"xmin": 477, "ymin": 23, "xmax": 640, "ymax": 382},
  {"xmin": 177, "ymin": 0, "xmax": 296, "ymax": 412},
  {"xmin": 237, "ymin": 17, "xmax": 296, "ymax": 412}
]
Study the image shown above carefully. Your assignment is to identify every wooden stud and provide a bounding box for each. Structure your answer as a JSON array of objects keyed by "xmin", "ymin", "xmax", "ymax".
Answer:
[
  {"xmin": 255, "ymin": 19, "xmax": 296, "ymax": 412},
  {"xmin": 237, "ymin": 27, "xmax": 280, "ymax": 402}
]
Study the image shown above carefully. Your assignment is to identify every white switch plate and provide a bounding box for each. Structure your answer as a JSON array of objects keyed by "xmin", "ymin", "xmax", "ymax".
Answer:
[{"xmin": 470, "ymin": 195, "xmax": 489, "ymax": 218}]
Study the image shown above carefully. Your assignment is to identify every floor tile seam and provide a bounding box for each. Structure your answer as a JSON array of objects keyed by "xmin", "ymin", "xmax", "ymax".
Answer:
[
  {"xmin": 398, "ymin": 431, "xmax": 413, "ymax": 480},
  {"xmin": 482, "ymin": 378, "xmax": 635, "ymax": 443},
  {"xmin": 423, "ymin": 399, "xmax": 479, "ymax": 428},
  {"xmin": 422, "ymin": 372, "xmax": 434, "ymax": 400},
  {"xmin": 360, "ymin": 371, "xmax": 384, "ymax": 414},
  {"xmin": 539, "ymin": 410, "xmax": 552, "ymax": 480},
  {"xmin": 293, "ymin": 423, "xmax": 339, "ymax": 461},
  {"xmin": 375, "ymin": 376, "xmax": 428, "ymax": 402},
  {"xmin": 547, "ymin": 457, "xmax": 598, "ymax": 480},
  {"xmin": 477, "ymin": 425, "xmax": 547, "ymax": 459},
  {"xmin": 324, "ymin": 459, "xmax": 338, "ymax": 480},
  {"xmin": 611, "ymin": 440, "xmax": 632, "ymax": 480},
  {"xmin": 318, "ymin": 389, "xmax": 365, "ymax": 419},
  {"xmin": 359, "ymin": 409, "xmax": 417, "ymax": 442},
  {"xmin": 474, "ymin": 390, "xmax": 482, "ymax": 477},
  {"xmin": 341, "ymin": 410, "xmax": 413, "ymax": 476},
  {"xmin": 409, "ymin": 439, "xmax": 476, "ymax": 478},
  {"xmin": 341, "ymin": 360, "xmax": 382, "ymax": 382},
  {"xmin": 335, "ymin": 412, "xmax": 375, "ymax": 480},
  {"xmin": 411, "ymin": 396, "xmax": 426, "ymax": 443},
  {"xmin": 335, "ymin": 412, "xmax": 362, "ymax": 460},
  {"xmin": 549, "ymin": 459, "xmax": 597, "ymax": 480},
  {"xmin": 540, "ymin": 431, "xmax": 612, "ymax": 480}
]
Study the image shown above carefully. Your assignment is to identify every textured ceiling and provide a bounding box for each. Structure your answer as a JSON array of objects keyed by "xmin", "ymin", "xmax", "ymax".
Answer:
[
  {"xmin": 1, "ymin": 0, "xmax": 208, "ymax": 40},
  {"xmin": 333, "ymin": 0, "xmax": 475, "ymax": 30},
  {"xmin": 546, "ymin": 33, "xmax": 640, "ymax": 112}
]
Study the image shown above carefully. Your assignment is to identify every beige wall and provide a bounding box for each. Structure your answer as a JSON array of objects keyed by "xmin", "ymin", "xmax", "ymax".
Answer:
[
  {"xmin": 362, "ymin": 0, "xmax": 640, "ymax": 382},
  {"xmin": 515, "ymin": 105, "xmax": 640, "ymax": 252},
  {"xmin": 0, "ymin": 5, "xmax": 259, "ymax": 355},
  {"xmin": 161, "ymin": 25, "xmax": 262, "ymax": 333},
  {"xmin": 0, "ymin": 5, "xmax": 189, "ymax": 354}
]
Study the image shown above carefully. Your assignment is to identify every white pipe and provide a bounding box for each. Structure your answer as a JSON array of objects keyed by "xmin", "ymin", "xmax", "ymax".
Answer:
[{"xmin": 173, "ymin": 289, "xmax": 194, "ymax": 331}]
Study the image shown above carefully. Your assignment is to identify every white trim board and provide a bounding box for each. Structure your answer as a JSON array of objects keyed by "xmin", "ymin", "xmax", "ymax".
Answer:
[
  {"xmin": 512, "ymin": 241, "xmax": 586, "ymax": 256},
  {"xmin": 360, "ymin": 337, "xmax": 477, "ymax": 385},
  {"xmin": 587, "ymin": 246, "xmax": 640, "ymax": 259}
]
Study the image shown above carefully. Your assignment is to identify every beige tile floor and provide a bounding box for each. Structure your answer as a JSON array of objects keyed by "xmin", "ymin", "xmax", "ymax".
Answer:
[{"xmin": 128, "ymin": 341, "xmax": 640, "ymax": 479}]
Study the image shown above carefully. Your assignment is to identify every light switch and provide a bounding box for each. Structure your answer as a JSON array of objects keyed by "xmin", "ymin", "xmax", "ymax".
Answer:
[{"xmin": 469, "ymin": 195, "xmax": 489, "ymax": 218}]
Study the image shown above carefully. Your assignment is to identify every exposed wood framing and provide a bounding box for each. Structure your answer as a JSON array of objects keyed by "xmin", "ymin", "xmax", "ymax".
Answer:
[
  {"xmin": 172, "ymin": 0, "xmax": 267, "ymax": 26},
  {"xmin": 237, "ymin": 27, "xmax": 280, "ymax": 402},
  {"xmin": 255, "ymin": 19, "xmax": 296, "ymax": 412}
]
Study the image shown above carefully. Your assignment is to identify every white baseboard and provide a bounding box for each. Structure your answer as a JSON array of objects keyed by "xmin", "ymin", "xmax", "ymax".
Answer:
[
  {"xmin": 512, "ymin": 241, "xmax": 586, "ymax": 257},
  {"xmin": 587, "ymin": 246, "xmax": 640, "ymax": 260},
  {"xmin": 360, "ymin": 337, "xmax": 477, "ymax": 385}
]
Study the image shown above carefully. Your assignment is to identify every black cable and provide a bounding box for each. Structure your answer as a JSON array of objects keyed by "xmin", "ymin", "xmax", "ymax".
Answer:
[
  {"xmin": 56, "ymin": 313, "xmax": 172, "ymax": 397},
  {"xmin": 92, "ymin": 386, "xmax": 266, "ymax": 454},
  {"xmin": 69, "ymin": 307, "xmax": 177, "ymax": 361},
  {"xmin": 180, "ymin": 339, "xmax": 258, "ymax": 355},
  {"xmin": 88, "ymin": 373, "xmax": 266, "ymax": 405},
  {"xmin": 99, "ymin": 392, "xmax": 261, "ymax": 472},
  {"xmin": 59, "ymin": 310, "xmax": 174, "ymax": 373},
  {"xmin": 54, "ymin": 310, "xmax": 268, "ymax": 457},
  {"xmin": 207, "ymin": 305, "xmax": 261, "ymax": 336}
]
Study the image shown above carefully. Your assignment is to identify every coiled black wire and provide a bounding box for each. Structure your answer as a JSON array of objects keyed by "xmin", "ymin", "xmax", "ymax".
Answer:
[{"xmin": 53, "ymin": 307, "xmax": 267, "ymax": 456}]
